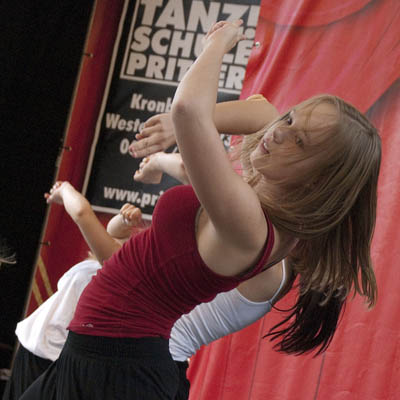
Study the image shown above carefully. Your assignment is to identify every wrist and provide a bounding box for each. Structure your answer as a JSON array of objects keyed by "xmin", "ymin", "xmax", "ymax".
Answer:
[
  {"xmin": 152, "ymin": 152, "xmax": 164, "ymax": 171},
  {"xmin": 60, "ymin": 182, "xmax": 73, "ymax": 195},
  {"xmin": 201, "ymin": 41, "xmax": 226, "ymax": 59}
]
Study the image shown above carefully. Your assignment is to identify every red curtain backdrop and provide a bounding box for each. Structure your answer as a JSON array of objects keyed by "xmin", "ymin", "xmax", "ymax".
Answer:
[{"xmin": 188, "ymin": 0, "xmax": 400, "ymax": 399}]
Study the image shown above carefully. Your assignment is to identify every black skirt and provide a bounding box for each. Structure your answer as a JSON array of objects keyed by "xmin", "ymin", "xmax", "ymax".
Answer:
[
  {"xmin": 174, "ymin": 361, "xmax": 190, "ymax": 400},
  {"xmin": 20, "ymin": 332, "xmax": 180, "ymax": 400},
  {"xmin": 2, "ymin": 345, "xmax": 52, "ymax": 400}
]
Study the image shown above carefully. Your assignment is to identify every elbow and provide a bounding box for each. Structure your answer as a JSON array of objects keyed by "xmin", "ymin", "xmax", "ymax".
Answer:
[
  {"xmin": 71, "ymin": 201, "xmax": 93, "ymax": 223},
  {"xmin": 171, "ymin": 98, "xmax": 197, "ymax": 127},
  {"xmin": 171, "ymin": 99, "xmax": 209, "ymax": 141}
]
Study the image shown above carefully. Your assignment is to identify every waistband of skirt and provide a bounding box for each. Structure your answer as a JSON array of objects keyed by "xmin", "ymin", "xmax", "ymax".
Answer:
[{"xmin": 65, "ymin": 331, "xmax": 171, "ymax": 360}]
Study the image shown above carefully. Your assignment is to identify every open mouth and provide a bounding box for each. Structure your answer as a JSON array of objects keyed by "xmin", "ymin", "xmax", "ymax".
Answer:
[{"xmin": 262, "ymin": 141, "xmax": 270, "ymax": 154}]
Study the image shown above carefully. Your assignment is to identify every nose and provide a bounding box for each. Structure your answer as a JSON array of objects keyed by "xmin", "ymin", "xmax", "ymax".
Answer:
[{"xmin": 273, "ymin": 126, "xmax": 291, "ymax": 144}]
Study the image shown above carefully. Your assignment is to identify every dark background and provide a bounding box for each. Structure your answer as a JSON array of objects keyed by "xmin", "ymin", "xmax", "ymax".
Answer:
[{"xmin": 0, "ymin": 1, "xmax": 93, "ymax": 395}]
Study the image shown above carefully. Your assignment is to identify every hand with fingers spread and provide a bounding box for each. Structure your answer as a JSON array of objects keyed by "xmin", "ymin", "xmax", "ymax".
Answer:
[{"xmin": 129, "ymin": 113, "xmax": 176, "ymax": 158}]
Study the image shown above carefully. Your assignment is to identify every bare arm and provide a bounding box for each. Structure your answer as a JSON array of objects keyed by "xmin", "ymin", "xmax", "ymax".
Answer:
[
  {"xmin": 129, "ymin": 97, "xmax": 279, "ymax": 158},
  {"xmin": 134, "ymin": 152, "xmax": 189, "ymax": 185},
  {"xmin": 214, "ymin": 96, "xmax": 279, "ymax": 135},
  {"xmin": 171, "ymin": 20, "xmax": 266, "ymax": 253},
  {"xmin": 45, "ymin": 182, "xmax": 121, "ymax": 263}
]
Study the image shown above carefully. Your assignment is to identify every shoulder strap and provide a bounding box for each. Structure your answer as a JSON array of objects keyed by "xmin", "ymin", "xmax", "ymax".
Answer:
[{"xmin": 269, "ymin": 259, "xmax": 287, "ymax": 304}]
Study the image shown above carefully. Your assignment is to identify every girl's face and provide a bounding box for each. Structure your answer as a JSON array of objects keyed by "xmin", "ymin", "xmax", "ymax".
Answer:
[{"xmin": 250, "ymin": 102, "xmax": 337, "ymax": 182}]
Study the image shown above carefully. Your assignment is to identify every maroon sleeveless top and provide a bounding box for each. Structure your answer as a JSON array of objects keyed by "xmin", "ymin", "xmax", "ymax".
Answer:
[{"xmin": 69, "ymin": 185, "xmax": 274, "ymax": 339}]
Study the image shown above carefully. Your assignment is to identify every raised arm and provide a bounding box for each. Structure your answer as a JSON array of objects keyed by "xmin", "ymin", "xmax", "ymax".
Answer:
[
  {"xmin": 129, "ymin": 96, "xmax": 279, "ymax": 158},
  {"xmin": 214, "ymin": 95, "xmax": 279, "ymax": 135},
  {"xmin": 45, "ymin": 181, "xmax": 121, "ymax": 263},
  {"xmin": 134, "ymin": 152, "xmax": 189, "ymax": 185},
  {"xmin": 171, "ymin": 20, "xmax": 266, "ymax": 251}
]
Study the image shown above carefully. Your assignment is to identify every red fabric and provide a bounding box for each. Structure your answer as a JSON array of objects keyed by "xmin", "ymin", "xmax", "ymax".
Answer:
[
  {"xmin": 260, "ymin": 0, "xmax": 372, "ymax": 26},
  {"xmin": 315, "ymin": 77, "xmax": 400, "ymax": 400},
  {"xmin": 243, "ymin": 0, "xmax": 399, "ymax": 113},
  {"xmin": 188, "ymin": 0, "xmax": 400, "ymax": 399},
  {"xmin": 27, "ymin": 1, "xmax": 125, "ymax": 315},
  {"xmin": 70, "ymin": 185, "xmax": 274, "ymax": 338}
]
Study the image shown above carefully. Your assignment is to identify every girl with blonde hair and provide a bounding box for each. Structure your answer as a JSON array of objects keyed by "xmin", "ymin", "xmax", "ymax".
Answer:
[{"xmin": 22, "ymin": 20, "xmax": 380, "ymax": 400}]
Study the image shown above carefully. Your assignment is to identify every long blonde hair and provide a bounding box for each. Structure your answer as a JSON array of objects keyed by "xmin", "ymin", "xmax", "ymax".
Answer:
[{"xmin": 240, "ymin": 95, "xmax": 381, "ymax": 354}]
